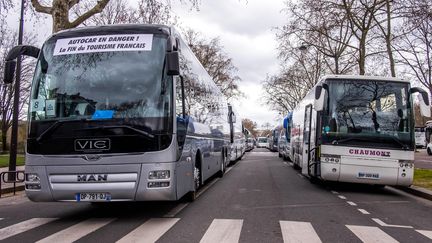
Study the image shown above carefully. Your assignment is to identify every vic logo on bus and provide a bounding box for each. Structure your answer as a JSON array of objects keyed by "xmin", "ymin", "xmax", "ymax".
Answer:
[{"xmin": 74, "ymin": 138, "xmax": 110, "ymax": 151}]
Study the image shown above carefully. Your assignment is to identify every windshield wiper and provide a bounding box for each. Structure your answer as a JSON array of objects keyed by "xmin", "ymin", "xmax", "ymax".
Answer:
[
  {"xmin": 36, "ymin": 119, "xmax": 88, "ymax": 143},
  {"xmin": 333, "ymin": 136, "xmax": 410, "ymax": 150},
  {"xmin": 388, "ymin": 136, "xmax": 410, "ymax": 150},
  {"xmin": 76, "ymin": 125, "xmax": 155, "ymax": 139}
]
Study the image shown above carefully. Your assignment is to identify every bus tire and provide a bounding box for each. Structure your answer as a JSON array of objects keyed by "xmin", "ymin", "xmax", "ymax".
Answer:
[
  {"xmin": 278, "ymin": 152, "xmax": 282, "ymax": 158},
  {"xmin": 428, "ymin": 148, "xmax": 432, "ymax": 155},
  {"xmin": 186, "ymin": 153, "xmax": 202, "ymax": 202}
]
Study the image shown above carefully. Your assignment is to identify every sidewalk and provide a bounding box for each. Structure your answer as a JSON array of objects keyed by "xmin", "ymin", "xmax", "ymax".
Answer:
[{"xmin": 0, "ymin": 165, "xmax": 25, "ymax": 196}]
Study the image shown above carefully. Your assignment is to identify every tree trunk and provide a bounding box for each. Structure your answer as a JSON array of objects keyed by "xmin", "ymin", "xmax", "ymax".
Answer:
[
  {"xmin": 51, "ymin": 0, "xmax": 71, "ymax": 33},
  {"xmin": 359, "ymin": 36, "xmax": 366, "ymax": 75},
  {"xmin": 1, "ymin": 128, "xmax": 7, "ymax": 152},
  {"xmin": 385, "ymin": 0, "xmax": 396, "ymax": 77}
]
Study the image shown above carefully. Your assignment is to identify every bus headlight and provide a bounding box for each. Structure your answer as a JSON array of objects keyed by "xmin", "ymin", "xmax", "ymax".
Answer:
[
  {"xmin": 321, "ymin": 154, "xmax": 341, "ymax": 163},
  {"xmin": 25, "ymin": 173, "xmax": 41, "ymax": 190},
  {"xmin": 398, "ymin": 160, "xmax": 414, "ymax": 168},
  {"xmin": 149, "ymin": 170, "xmax": 170, "ymax": 179}
]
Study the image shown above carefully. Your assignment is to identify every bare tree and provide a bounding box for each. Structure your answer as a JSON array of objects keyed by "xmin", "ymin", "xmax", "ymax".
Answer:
[
  {"xmin": 341, "ymin": 0, "xmax": 387, "ymax": 75},
  {"xmin": 184, "ymin": 29, "xmax": 243, "ymax": 101},
  {"xmin": 278, "ymin": 0, "xmax": 357, "ymax": 75},
  {"xmin": 0, "ymin": 16, "xmax": 36, "ymax": 152},
  {"xmin": 0, "ymin": 0, "xmax": 13, "ymax": 15},
  {"xmin": 394, "ymin": 0, "xmax": 432, "ymax": 95},
  {"xmin": 262, "ymin": 48, "xmax": 326, "ymax": 113},
  {"xmin": 30, "ymin": 0, "xmax": 111, "ymax": 33}
]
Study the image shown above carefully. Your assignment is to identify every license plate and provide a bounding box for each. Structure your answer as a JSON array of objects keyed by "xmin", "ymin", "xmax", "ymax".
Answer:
[
  {"xmin": 357, "ymin": 172, "xmax": 380, "ymax": 180},
  {"xmin": 76, "ymin": 192, "xmax": 111, "ymax": 202}
]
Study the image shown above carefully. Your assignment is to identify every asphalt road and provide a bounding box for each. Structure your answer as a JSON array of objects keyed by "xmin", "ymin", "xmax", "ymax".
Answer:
[
  {"xmin": 415, "ymin": 149, "xmax": 432, "ymax": 169},
  {"xmin": 0, "ymin": 148, "xmax": 431, "ymax": 242}
]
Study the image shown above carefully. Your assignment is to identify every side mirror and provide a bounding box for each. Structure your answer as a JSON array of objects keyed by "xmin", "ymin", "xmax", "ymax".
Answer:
[
  {"xmin": 231, "ymin": 113, "xmax": 236, "ymax": 123},
  {"xmin": 283, "ymin": 116, "xmax": 288, "ymax": 129},
  {"xmin": 410, "ymin": 87, "xmax": 431, "ymax": 117},
  {"xmin": 3, "ymin": 60, "xmax": 16, "ymax": 84},
  {"xmin": 166, "ymin": 51, "xmax": 180, "ymax": 76},
  {"xmin": 314, "ymin": 85, "xmax": 326, "ymax": 111}
]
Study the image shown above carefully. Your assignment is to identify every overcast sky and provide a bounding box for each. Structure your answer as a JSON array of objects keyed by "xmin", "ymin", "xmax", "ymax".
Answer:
[
  {"xmin": 172, "ymin": 0, "xmax": 287, "ymax": 128},
  {"xmin": 7, "ymin": 0, "xmax": 288, "ymax": 128}
]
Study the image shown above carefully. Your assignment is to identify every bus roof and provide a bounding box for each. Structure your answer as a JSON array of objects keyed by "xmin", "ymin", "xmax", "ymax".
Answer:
[{"xmin": 321, "ymin": 75, "xmax": 410, "ymax": 83}]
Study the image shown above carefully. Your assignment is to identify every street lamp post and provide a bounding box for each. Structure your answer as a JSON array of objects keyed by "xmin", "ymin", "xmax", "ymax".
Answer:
[{"xmin": 8, "ymin": 0, "xmax": 25, "ymax": 177}]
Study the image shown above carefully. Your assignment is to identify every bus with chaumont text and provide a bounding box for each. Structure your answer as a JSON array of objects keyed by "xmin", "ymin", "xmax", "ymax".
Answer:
[{"xmin": 289, "ymin": 75, "xmax": 430, "ymax": 186}]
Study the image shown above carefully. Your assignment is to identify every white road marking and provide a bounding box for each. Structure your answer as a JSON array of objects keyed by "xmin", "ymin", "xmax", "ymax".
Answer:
[
  {"xmin": 0, "ymin": 218, "xmax": 3, "ymax": 221},
  {"xmin": 283, "ymin": 162, "xmax": 288, "ymax": 165},
  {"xmin": 117, "ymin": 218, "xmax": 180, "ymax": 243},
  {"xmin": 200, "ymin": 219, "xmax": 243, "ymax": 243},
  {"xmin": 297, "ymin": 174, "xmax": 304, "ymax": 179},
  {"xmin": 347, "ymin": 201, "xmax": 357, "ymax": 206},
  {"xmin": 358, "ymin": 209, "xmax": 370, "ymax": 215},
  {"xmin": 346, "ymin": 225, "xmax": 398, "ymax": 243},
  {"xmin": 36, "ymin": 218, "xmax": 115, "ymax": 243},
  {"xmin": 164, "ymin": 203, "xmax": 189, "ymax": 218},
  {"xmin": 416, "ymin": 230, "xmax": 432, "ymax": 240},
  {"xmin": 338, "ymin": 195, "xmax": 347, "ymax": 200},
  {"xmin": 279, "ymin": 221, "xmax": 322, "ymax": 243},
  {"xmin": 0, "ymin": 218, "xmax": 57, "ymax": 241},
  {"xmin": 371, "ymin": 218, "xmax": 413, "ymax": 228},
  {"xmin": 330, "ymin": 191, "xmax": 339, "ymax": 194}
]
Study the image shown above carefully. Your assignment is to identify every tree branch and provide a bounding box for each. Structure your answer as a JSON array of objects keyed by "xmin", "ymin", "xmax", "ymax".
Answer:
[
  {"xmin": 30, "ymin": 0, "xmax": 52, "ymax": 14},
  {"xmin": 69, "ymin": 0, "xmax": 110, "ymax": 28}
]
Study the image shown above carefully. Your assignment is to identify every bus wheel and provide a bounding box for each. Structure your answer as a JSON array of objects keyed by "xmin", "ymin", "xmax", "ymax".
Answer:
[
  {"xmin": 278, "ymin": 152, "xmax": 282, "ymax": 158},
  {"xmin": 428, "ymin": 148, "xmax": 432, "ymax": 155},
  {"xmin": 185, "ymin": 162, "xmax": 202, "ymax": 202},
  {"xmin": 194, "ymin": 165, "xmax": 201, "ymax": 190}
]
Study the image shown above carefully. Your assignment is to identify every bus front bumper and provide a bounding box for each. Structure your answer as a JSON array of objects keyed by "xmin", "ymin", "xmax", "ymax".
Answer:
[{"xmin": 25, "ymin": 163, "xmax": 178, "ymax": 202}]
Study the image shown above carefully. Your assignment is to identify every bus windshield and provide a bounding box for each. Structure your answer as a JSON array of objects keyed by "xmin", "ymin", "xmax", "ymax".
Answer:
[
  {"xmin": 28, "ymin": 33, "xmax": 173, "ymax": 152},
  {"xmin": 321, "ymin": 79, "xmax": 413, "ymax": 150},
  {"xmin": 30, "ymin": 34, "xmax": 172, "ymax": 137}
]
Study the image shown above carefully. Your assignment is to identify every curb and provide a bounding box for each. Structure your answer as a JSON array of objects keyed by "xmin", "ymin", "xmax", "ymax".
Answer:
[
  {"xmin": 394, "ymin": 185, "xmax": 432, "ymax": 201},
  {"xmin": 0, "ymin": 184, "xmax": 25, "ymax": 196}
]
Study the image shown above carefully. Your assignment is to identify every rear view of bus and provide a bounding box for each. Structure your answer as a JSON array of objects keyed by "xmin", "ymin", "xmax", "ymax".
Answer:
[
  {"xmin": 5, "ymin": 24, "xmax": 230, "ymax": 202},
  {"xmin": 293, "ymin": 75, "xmax": 430, "ymax": 186}
]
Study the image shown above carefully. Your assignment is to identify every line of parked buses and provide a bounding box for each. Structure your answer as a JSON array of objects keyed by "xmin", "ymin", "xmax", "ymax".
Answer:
[{"xmin": 5, "ymin": 24, "xmax": 429, "ymax": 203}]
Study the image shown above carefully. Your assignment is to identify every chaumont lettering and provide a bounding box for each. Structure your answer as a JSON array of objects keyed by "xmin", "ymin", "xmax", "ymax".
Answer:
[{"xmin": 348, "ymin": 149, "xmax": 390, "ymax": 157}]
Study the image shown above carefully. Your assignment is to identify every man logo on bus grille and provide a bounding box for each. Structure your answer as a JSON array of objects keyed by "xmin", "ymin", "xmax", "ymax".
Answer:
[
  {"xmin": 77, "ymin": 174, "xmax": 108, "ymax": 182},
  {"xmin": 74, "ymin": 138, "xmax": 110, "ymax": 152}
]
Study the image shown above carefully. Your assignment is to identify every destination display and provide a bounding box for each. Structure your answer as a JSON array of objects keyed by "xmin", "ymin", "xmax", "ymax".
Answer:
[{"xmin": 53, "ymin": 34, "xmax": 153, "ymax": 56}]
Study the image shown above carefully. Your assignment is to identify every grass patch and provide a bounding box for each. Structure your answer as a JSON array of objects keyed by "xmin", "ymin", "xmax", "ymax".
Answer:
[
  {"xmin": 0, "ymin": 155, "xmax": 25, "ymax": 168},
  {"xmin": 413, "ymin": 168, "xmax": 432, "ymax": 190}
]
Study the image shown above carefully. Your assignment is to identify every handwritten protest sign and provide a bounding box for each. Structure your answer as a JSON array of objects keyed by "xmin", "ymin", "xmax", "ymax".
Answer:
[{"xmin": 53, "ymin": 34, "xmax": 153, "ymax": 56}]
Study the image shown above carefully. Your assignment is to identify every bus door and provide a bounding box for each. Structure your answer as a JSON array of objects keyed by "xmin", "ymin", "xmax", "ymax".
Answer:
[
  {"xmin": 302, "ymin": 105, "xmax": 312, "ymax": 175},
  {"xmin": 302, "ymin": 104, "xmax": 319, "ymax": 177}
]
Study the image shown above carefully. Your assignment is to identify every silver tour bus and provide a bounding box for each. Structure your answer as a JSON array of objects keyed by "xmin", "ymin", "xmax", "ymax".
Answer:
[{"xmin": 4, "ymin": 24, "xmax": 234, "ymax": 202}]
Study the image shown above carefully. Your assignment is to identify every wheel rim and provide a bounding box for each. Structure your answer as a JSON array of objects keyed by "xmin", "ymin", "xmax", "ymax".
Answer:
[{"xmin": 194, "ymin": 166, "xmax": 200, "ymax": 190}]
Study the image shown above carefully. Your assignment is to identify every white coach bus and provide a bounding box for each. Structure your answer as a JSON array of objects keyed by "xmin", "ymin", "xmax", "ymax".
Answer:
[
  {"xmin": 227, "ymin": 105, "xmax": 246, "ymax": 162},
  {"xmin": 4, "ymin": 24, "xmax": 234, "ymax": 202},
  {"xmin": 289, "ymin": 75, "xmax": 430, "ymax": 186}
]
